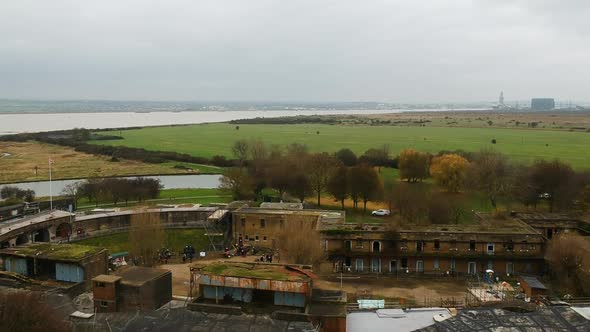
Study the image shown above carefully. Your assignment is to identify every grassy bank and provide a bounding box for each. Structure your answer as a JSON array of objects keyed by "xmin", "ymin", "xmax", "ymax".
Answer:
[
  {"xmin": 92, "ymin": 123, "xmax": 590, "ymax": 169},
  {"xmin": 76, "ymin": 188, "xmax": 232, "ymax": 209},
  {"xmin": 0, "ymin": 141, "xmax": 223, "ymax": 184},
  {"xmin": 74, "ymin": 229, "xmax": 210, "ymax": 254}
]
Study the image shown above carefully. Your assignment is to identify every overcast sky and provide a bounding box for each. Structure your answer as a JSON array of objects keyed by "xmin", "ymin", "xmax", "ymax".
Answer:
[{"xmin": 1, "ymin": 0, "xmax": 589, "ymax": 103}]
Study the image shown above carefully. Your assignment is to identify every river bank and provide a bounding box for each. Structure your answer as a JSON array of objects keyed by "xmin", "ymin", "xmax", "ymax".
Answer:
[{"xmin": 0, "ymin": 174, "xmax": 222, "ymax": 197}]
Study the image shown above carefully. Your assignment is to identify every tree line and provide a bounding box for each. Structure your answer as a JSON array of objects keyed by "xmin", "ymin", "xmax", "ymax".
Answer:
[
  {"xmin": 0, "ymin": 186, "xmax": 35, "ymax": 205},
  {"xmin": 62, "ymin": 177, "xmax": 162, "ymax": 206},
  {"xmin": 219, "ymin": 140, "xmax": 388, "ymax": 210},
  {"xmin": 396, "ymin": 148, "xmax": 590, "ymax": 213},
  {"xmin": 221, "ymin": 140, "xmax": 590, "ymax": 225}
]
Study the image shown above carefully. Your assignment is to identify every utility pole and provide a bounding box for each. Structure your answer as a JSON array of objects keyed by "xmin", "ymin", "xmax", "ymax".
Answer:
[{"xmin": 49, "ymin": 158, "xmax": 53, "ymax": 210}]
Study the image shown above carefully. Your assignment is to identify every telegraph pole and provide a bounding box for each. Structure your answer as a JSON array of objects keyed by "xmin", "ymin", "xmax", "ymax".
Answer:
[{"xmin": 49, "ymin": 158, "xmax": 53, "ymax": 210}]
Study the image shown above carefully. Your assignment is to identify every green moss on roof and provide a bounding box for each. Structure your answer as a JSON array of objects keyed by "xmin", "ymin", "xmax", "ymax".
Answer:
[
  {"xmin": 2, "ymin": 243, "xmax": 105, "ymax": 261},
  {"xmin": 199, "ymin": 262, "xmax": 304, "ymax": 281}
]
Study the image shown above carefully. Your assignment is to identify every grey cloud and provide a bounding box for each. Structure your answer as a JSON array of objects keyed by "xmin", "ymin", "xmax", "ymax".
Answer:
[{"xmin": 0, "ymin": 0, "xmax": 588, "ymax": 103}]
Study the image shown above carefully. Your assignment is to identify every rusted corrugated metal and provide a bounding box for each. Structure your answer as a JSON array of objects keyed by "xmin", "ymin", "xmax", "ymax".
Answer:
[
  {"xmin": 210, "ymin": 275, "xmax": 224, "ymax": 286},
  {"xmin": 239, "ymin": 277, "xmax": 254, "ymax": 289},
  {"xmin": 257, "ymin": 279, "xmax": 270, "ymax": 290},
  {"xmin": 225, "ymin": 277, "xmax": 240, "ymax": 288},
  {"xmin": 270, "ymin": 280, "xmax": 308, "ymax": 293},
  {"xmin": 195, "ymin": 273, "xmax": 309, "ymax": 294}
]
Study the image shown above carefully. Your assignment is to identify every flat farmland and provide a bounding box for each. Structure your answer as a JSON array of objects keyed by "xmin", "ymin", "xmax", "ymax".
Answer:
[
  {"xmin": 92, "ymin": 123, "xmax": 590, "ymax": 169},
  {"xmin": 0, "ymin": 141, "xmax": 222, "ymax": 184}
]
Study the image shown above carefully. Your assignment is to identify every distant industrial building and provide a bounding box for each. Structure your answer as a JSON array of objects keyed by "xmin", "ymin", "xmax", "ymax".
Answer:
[
  {"xmin": 0, "ymin": 243, "xmax": 108, "ymax": 283},
  {"xmin": 92, "ymin": 266, "xmax": 172, "ymax": 312},
  {"xmin": 531, "ymin": 98, "xmax": 555, "ymax": 110}
]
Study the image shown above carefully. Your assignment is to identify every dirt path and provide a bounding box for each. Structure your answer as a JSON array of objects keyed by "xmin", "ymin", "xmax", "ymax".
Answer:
[
  {"xmin": 161, "ymin": 257, "xmax": 467, "ymax": 304},
  {"xmin": 314, "ymin": 276, "xmax": 467, "ymax": 304}
]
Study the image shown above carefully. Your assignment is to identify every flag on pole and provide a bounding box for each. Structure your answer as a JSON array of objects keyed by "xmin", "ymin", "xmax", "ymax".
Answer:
[{"xmin": 49, "ymin": 158, "xmax": 53, "ymax": 210}]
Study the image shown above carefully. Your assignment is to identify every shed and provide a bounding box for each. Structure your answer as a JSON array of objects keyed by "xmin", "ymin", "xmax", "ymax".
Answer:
[
  {"xmin": 92, "ymin": 266, "xmax": 172, "ymax": 312},
  {"xmin": 190, "ymin": 262, "xmax": 313, "ymax": 309},
  {"xmin": 518, "ymin": 275, "xmax": 548, "ymax": 298},
  {"xmin": 0, "ymin": 243, "xmax": 108, "ymax": 283}
]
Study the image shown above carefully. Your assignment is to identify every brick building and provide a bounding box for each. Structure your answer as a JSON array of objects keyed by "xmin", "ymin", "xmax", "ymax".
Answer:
[
  {"xmin": 511, "ymin": 212, "xmax": 590, "ymax": 239},
  {"xmin": 231, "ymin": 207, "xmax": 344, "ymax": 248},
  {"xmin": 321, "ymin": 217, "xmax": 546, "ymax": 276},
  {"xmin": 92, "ymin": 266, "xmax": 172, "ymax": 312}
]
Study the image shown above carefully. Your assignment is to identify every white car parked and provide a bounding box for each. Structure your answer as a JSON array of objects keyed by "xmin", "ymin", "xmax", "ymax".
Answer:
[{"xmin": 371, "ymin": 209, "xmax": 390, "ymax": 216}]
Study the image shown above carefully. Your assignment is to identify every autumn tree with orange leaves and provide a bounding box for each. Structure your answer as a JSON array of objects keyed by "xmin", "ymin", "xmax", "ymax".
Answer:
[{"xmin": 430, "ymin": 154, "xmax": 470, "ymax": 192}]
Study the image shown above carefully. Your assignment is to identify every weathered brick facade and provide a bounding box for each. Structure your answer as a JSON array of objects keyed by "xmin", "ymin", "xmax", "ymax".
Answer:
[{"xmin": 322, "ymin": 220, "xmax": 546, "ymax": 276}]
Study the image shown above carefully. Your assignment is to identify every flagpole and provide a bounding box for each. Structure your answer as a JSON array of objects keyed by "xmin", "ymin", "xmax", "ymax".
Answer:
[{"xmin": 49, "ymin": 158, "xmax": 53, "ymax": 210}]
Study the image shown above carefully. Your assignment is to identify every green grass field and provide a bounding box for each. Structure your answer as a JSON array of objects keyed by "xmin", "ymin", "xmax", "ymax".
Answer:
[
  {"xmin": 76, "ymin": 188, "xmax": 232, "ymax": 209},
  {"xmin": 74, "ymin": 229, "xmax": 210, "ymax": 254},
  {"xmin": 92, "ymin": 123, "xmax": 590, "ymax": 169}
]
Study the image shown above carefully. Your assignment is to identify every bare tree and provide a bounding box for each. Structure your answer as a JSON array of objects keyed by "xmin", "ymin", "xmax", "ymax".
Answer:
[
  {"xmin": 327, "ymin": 166, "xmax": 349, "ymax": 209},
  {"xmin": 510, "ymin": 164, "xmax": 540, "ymax": 208},
  {"xmin": 392, "ymin": 182, "xmax": 429, "ymax": 224},
  {"xmin": 231, "ymin": 139, "xmax": 250, "ymax": 166},
  {"xmin": 129, "ymin": 211, "xmax": 165, "ymax": 267},
  {"xmin": 466, "ymin": 149, "xmax": 512, "ymax": 209},
  {"xmin": 529, "ymin": 159, "xmax": 579, "ymax": 212},
  {"xmin": 248, "ymin": 139, "xmax": 268, "ymax": 162},
  {"xmin": 0, "ymin": 291, "xmax": 70, "ymax": 332},
  {"xmin": 546, "ymin": 233, "xmax": 590, "ymax": 295},
  {"xmin": 347, "ymin": 165, "xmax": 382, "ymax": 211},
  {"xmin": 218, "ymin": 167, "xmax": 255, "ymax": 200},
  {"xmin": 266, "ymin": 158, "xmax": 292, "ymax": 199},
  {"xmin": 307, "ymin": 152, "xmax": 338, "ymax": 207},
  {"xmin": 277, "ymin": 216, "xmax": 325, "ymax": 266},
  {"xmin": 287, "ymin": 171, "xmax": 312, "ymax": 203},
  {"xmin": 60, "ymin": 181, "xmax": 81, "ymax": 206},
  {"xmin": 427, "ymin": 193, "xmax": 467, "ymax": 224}
]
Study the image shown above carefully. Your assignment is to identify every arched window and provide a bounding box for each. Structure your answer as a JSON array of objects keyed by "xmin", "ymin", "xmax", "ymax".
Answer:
[{"xmin": 372, "ymin": 241, "xmax": 381, "ymax": 252}]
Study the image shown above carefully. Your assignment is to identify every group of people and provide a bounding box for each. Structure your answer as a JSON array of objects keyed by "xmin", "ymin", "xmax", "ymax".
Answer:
[
  {"xmin": 234, "ymin": 237, "xmax": 250, "ymax": 257},
  {"xmin": 257, "ymin": 253, "xmax": 274, "ymax": 263},
  {"xmin": 158, "ymin": 248, "xmax": 172, "ymax": 264},
  {"xmin": 182, "ymin": 245, "xmax": 196, "ymax": 263}
]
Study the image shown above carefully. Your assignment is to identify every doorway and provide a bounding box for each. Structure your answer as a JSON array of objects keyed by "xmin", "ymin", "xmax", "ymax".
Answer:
[
  {"xmin": 371, "ymin": 258, "xmax": 381, "ymax": 273},
  {"xmin": 390, "ymin": 260, "xmax": 397, "ymax": 272}
]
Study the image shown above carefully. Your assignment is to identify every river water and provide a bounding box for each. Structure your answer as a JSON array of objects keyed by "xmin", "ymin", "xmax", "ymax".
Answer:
[
  {"xmin": 0, "ymin": 109, "xmax": 411, "ymax": 135},
  {"xmin": 0, "ymin": 174, "xmax": 222, "ymax": 197}
]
